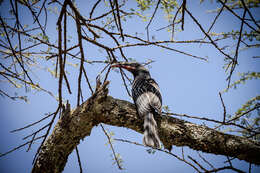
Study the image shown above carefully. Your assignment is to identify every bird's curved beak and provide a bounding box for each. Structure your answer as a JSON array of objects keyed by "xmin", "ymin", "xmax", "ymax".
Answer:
[
  {"xmin": 110, "ymin": 63, "xmax": 121, "ymax": 68},
  {"xmin": 111, "ymin": 63, "xmax": 135, "ymax": 71}
]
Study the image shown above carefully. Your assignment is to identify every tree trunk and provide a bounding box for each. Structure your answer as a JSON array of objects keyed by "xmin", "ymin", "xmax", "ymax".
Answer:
[{"xmin": 32, "ymin": 82, "xmax": 260, "ymax": 173}]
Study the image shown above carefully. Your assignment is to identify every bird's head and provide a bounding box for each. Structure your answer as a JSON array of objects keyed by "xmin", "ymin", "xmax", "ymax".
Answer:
[{"xmin": 111, "ymin": 62, "xmax": 150, "ymax": 78}]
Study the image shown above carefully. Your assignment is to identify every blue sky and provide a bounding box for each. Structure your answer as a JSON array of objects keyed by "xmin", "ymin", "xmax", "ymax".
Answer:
[{"xmin": 0, "ymin": 0, "xmax": 260, "ymax": 172}]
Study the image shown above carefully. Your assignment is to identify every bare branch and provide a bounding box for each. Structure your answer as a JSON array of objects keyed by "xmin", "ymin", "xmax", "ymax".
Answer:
[
  {"xmin": 181, "ymin": 0, "xmax": 186, "ymax": 31},
  {"xmin": 75, "ymin": 13, "xmax": 85, "ymax": 106},
  {"xmin": 197, "ymin": 152, "xmax": 215, "ymax": 170},
  {"xmin": 0, "ymin": 135, "xmax": 45, "ymax": 158},
  {"xmin": 0, "ymin": 16, "xmax": 34, "ymax": 84},
  {"xmin": 145, "ymin": 0, "xmax": 161, "ymax": 41},
  {"xmin": 240, "ymin": 0, "xmax": 260, "ymax": 29},
  {"xmin": 114, "ymin": 0, "xmax": 124, "ymax": 41},
  {"xmin": 227, "ymin": 9, "xmax": 247, "ymax": 88},
  {"xmin": 219, "ymin": 92, "xmax": 227, "ymax": 123},
  {"xmin": 114, "ymin": 138, "xmax": 200, "ymax": 172},
  {"xmin": 75, "ymin": 146, "xmax": 83, "ymax": 173},
  {"xmin": 171, "ymin": 4, "xmax": 182, "ymax": 39},
  {"xmin": 32, "ymin": 107, "xmax": 60, "ymax": 168},
  {"xmin": 57, "ymin": 14, "xmax": 64, "ymax": 107},
  {"xmin": 217, "ymin": 0, "xmax": 260, "ymax": 34},
  {"xmin": 89, "ymin": 0, "xmax": 102, "ymax": 19},
  {"xmin": 184, "ymin": 8, "xmax": 233, "ymax": 60},
  {"xmin": 101, "ymin": 124, "xmax": 123, "ymax": 170},
  {"xmin": 203, "ymin": 0, "xmax": 227, "ymax": 40},
  {"xmin": 10, "ymin": 112, "xmax": 54, "ymax": 133},
  {"xmin": 188, "ymin": 155, "xmax": 207, "ymax": 172}
]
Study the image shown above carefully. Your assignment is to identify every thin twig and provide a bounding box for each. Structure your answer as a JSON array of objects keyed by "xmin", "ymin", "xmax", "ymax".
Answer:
[
  {"xmin": 0, "ymin": 16, "xmax": 34, "ymax": 84},
  {"xmin": 25, "ymin": 0, "xmax": 47, "ymax": 36},
  {"xmin": 214, "ymin": 104, "xmax": 260, "ymax": 130},
  {"xmin": 101, "ymin": 124, "xmax": 123, "ymax": 170},
  {"xmin": 119, "ymin": 68, "xmax": 132, "ymax": 97},
  {"xmin": 109, "ymin": 0, "xmax": 120, "ymax": 34},
  {"xmin": 217, "ymin": 0, "xmax": 259, "ymax": 34},
  {"xmin": 82, "ymin": 35, "xmax": 112, "ymax": 51},
  {"xmin": 203, "ymin": 0, "xmax": 227, "ymax": 40},
  {"xmin": 103, "ymin": 66, "xmax": 112, "ymax": 84},
  {"xmin": 145, "ymin": 0, "xmax": 161, "ymax": 41},
  {"xmin": 165, "ymin": 111, "xmax": 256, "ymax": 132},
  {"xmin": 87, "ymin": 23, "xmax": 127, "ymax": 60},
  {"xmin": 34, "ymin": 0, "xmax": 47, "ymax": 23},
  {"xmin": 87, "ymin": 3, "xmax": 125, "ymax": 22},
  {"xmin": 75, "ymin": 10, "xmax": 85, "ymax": 106},
  {"xmin": 114, "ymin": 138, "xmax": 200, "ymax": 172},
  {"xmin": 184, "ymin": 8, "xmax": 233, "ymax": 60},
  {"xmin": 32, "ymin": 107, "xmax": 60, "ymax": 165},
  {"xmin": 62, "ymin": 10, "xmax": 72, "ymax": 94},
  {"xmin": 26, "ymin": 133, "xmax": 36, "ymax": 152},
  {"xmin": 89, "ymin": 0, "xmax": 102, "ymax": 19},
  {"xmin": 0, "ymin": 71, "xmax": 55, "ymax": 99},
  {"xmin": 181, "ymin": 0, "xmax": 186, "ymax": 31},
  {"xmin": 10, "ymin": 113, "xmax": 54, "ymax": 133},
  {"xmin": 114, "ymin": 0, "xmax": 124, "ymax": 41},
  {"xmin": 248, "ymin": 162, "xmax": 252, "ymax": 173},
  {"xmin": 188, "ymin": 155, "xmax": 207, "ymax": 172},
  {"xmin": 57, "ymin": 15, "xmax": 64, "ymax": 107},
  {"xmin": 226, "ymin": 156, "xmax": 233, "ymax": 167},
  {"xmin": 109, "ymin": 32, "xmax": 208, "ymax": 61},
  {"xmin": 75, "ymin": 146, "xmax": 83, "ymax": 173},
  {"xmin": 22, "ymin": 123, "xmax": 50, "ymax": 140},
  {"xmin": 13, "ymin": 0, "xmax": 27, "ymax": 91},
  {"xmin": 171, "ymin": 4, "xmax": 182, "ymax": 39},
  {"xmin": 82, "ymin": 67, "xmax": 94, "ymax": 95},
  {"xmin": 240, "ymin": 0, "xmax": 260, "ymax": 29},
  {"xmin": 219, "ymin": 92, "xmax": 227, "ymax": 123},
  {"xmin": 206, "ymin": 166, "xmax": 245, "ymax": 173},
  {"xmin": 227, "ymin": 9, "xmax": 246, "ymax": 88},
  {"xmin": 197, "ymin": 152, "xmax": 215, "ymax": 170},
  {"xmin": 0, "ymin": 135, "xmax": 45, "ymax": 158}
]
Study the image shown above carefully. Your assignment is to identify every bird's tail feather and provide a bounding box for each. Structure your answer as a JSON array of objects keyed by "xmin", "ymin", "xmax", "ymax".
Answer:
[{"xmin": 143, "ymin": 112, "xmax": 161, "ymax": 148}]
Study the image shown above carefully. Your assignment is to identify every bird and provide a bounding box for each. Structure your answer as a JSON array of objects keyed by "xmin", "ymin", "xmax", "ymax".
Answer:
[{"xmin": 111, "ymin": 62, "xmax": 162, "ymax": 148}]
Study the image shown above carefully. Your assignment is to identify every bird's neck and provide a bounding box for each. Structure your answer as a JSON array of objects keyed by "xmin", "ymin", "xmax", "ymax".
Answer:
[{"xmin": 133, "ymin": 71, "xmax": 151, "ymax": 80}]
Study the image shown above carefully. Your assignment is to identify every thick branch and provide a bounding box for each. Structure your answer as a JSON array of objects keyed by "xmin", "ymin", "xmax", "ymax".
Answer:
[{"xmin": 32, "ymin": 82, "xmax": 260, "ymax": 172}]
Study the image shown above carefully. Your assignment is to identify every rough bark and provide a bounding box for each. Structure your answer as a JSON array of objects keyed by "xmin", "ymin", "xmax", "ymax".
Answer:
[{"xmin": 32, "ymin": 82, "xmax": 260, "ymax": 173}]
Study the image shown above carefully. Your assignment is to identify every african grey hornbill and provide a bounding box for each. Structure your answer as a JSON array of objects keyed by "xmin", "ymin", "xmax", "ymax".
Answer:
[{"xmin": 111, "ymin": 62, "xmax": 162, "ymax": 148}]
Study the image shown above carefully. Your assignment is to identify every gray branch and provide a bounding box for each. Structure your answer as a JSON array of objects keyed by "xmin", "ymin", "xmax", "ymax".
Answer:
[{"xmin": 32, "ymin": 82, "xmax": 260, "ymax": 173}]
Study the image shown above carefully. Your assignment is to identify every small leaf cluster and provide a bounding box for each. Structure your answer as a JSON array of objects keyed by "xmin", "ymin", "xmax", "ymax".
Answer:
[
  {"xmin": 136, "ymin": 0, "xmax": 154, "ymax": 11},
  {"xmin": 223, "ymin": 72, "xmax": 260, "ymax": 92},
  {"xmin": 222, "ymin": 30, "xmax": 260, "ymax": 42}
]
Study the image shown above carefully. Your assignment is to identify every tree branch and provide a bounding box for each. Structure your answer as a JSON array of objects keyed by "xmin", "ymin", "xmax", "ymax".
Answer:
[{"xmin": 32, "ymin": 82, "xmax": 260, "ymax": 172}]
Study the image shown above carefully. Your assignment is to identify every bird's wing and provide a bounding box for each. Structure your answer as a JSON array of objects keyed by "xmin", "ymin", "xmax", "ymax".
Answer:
[
  {"xmin": 147, "ymin": 78, "xmax": 162, "ymax": 114},
  {"xmin": 132, "ymin": 78, "xmax": 162, "ymax": 114}
]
